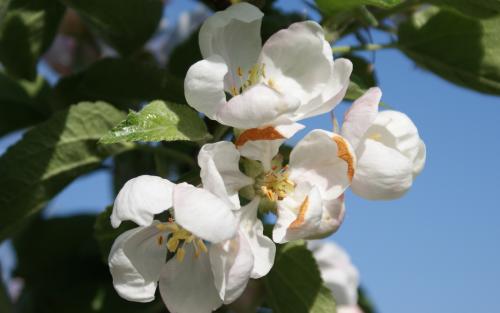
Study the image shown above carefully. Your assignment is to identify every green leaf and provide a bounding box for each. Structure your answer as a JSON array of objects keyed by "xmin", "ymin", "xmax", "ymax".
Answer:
[
  {"xmin": 100, "ymin": 100, "xmax": 211, "ymax": 144},
  {"xmin": 0, "ymin": 276, "xmax": 11, "ymax": 313},
  {"xmin": 347, "ymin": 55, "xmax": 378, "ymax": 88},
  {"xmin": 398, "ymin": 7, "xmax": 500, "ymax": 95},
  {"xmin": 264, "ymin": 240, "xmax": 337, "ymax": 313},
  {"xmin": 429, "ymin": 0, "xmax": 500, "ymax": 18},
  {"xmin": 0, "ymin": 73, "xmax": 52, "ymax": 136},
  {"xmin": 61, "ymin": 0, "xmax": 163, "ymax": 55},
  {"xmin": 0, "ymin": 0, "xmax": 64, "ymax": 80},
  {"xmin": 0, "ymin": 102, "xmax": 130, "ymax": 241},
  {"xmin": 53, "ymin": 57, "xmax": 185, "ymax": 110},
  {"xmin": 316, "ymin": 0, "xmax": 402, "ymax": 13}
]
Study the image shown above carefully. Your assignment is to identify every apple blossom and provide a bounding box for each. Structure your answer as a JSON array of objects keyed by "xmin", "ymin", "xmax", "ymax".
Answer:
[
  {"xmin": 184, "ymin": 3, "xmax": 352, "ymax": 167},
  {"xmin": 341, "ymin": 87, "xmax": 426, "ymax": 200},
  {"xmin": 309, "ymin": 241, "xmax": 363, "ymax": 313}
]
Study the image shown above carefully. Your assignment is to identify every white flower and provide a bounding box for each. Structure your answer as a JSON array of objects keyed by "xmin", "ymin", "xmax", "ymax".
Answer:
[
  {"xmin": 108, "ymin": 143, "xmax": 258, "ymax": 313},
  {"xmin": 184, "ymin": 3, "xmax": 352, "ymax": 165},
  {"xmin": 269, "ymin": 130, "xmax": 355, "ymax": 243},
  {"xmin": 309, "ymin": 241, "xmax": 362, "ymax": 313},
  {"xmin": 341, "ymin": 87, "xmax": 426, "ymax": 200}
]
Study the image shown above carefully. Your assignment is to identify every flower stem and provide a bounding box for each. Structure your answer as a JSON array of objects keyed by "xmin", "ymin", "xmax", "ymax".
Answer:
[{"xmin": 331, "ymin": 42, "xmax": 396, "ymax": 54}]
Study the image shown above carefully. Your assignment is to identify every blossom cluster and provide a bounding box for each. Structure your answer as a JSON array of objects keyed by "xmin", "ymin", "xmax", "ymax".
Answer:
[{"xmin": 107, "ymin": 3, "xmax": 426, "ymax": 313}]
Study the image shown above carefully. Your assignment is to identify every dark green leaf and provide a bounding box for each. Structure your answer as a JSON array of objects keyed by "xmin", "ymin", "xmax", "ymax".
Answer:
[
  {"xmin": 53, "ymin": 57, "xmax": 185, "ymax": 110},
  {"xmin": 398, "ymin": 7, "xmax": 500, "ymax": 95},
  {"xmin": 0, "ymin": 0, "xmax": 64, "ymax": 80},
  {"xmin": 316, "ymin": 0, "xmax": 402, "ymax": 13},
  {"xmin": 100, "ymin": 100, "xmax": 211, "ymax": 144},
  {"xmin": 0, "ymin": 275, "xmax": 11, "ymax": 313},
  {"xmin": 429, "ymin": 0, "xmax": 500, "ymax": 18},
  {"xmin": 0, "ymin": 102, "xmax": 130, "ymax": 241},
  {"xmin": 61, "ymin": 0, "xmax": 163, "ymax": 55},
  {"xmin": 167, "ymin": 29, "xmax": 202, "ymax": 79},
  {"xmin": 0, "ymin": 73, "xmax": 52, "ymax": 136},
  {"xmin": 347, "ymin": 55, "xmax": 378, "ymax": 88},
  {"xmin": 264, "ymin": 240, "xmax": 337, "ymax": 313}
]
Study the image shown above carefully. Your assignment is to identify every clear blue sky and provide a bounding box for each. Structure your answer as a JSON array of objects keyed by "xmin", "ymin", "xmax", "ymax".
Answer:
[{"xmin": 1, "ymin": 1, "xmax": 500, "ymax": 313}]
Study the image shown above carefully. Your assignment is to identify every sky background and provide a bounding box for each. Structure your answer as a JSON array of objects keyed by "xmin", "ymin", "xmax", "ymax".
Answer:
[{"xmin": 1, "ymin": 1, "xmax": 500, "ymax": 313}]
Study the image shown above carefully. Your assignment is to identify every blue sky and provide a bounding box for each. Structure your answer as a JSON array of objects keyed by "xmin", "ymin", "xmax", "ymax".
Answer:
[{"xmin": 2, "ymin": 1, "xmax": 500, "ymax": 313}]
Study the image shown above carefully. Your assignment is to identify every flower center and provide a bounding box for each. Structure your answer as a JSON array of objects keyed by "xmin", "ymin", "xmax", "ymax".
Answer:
[
  {"xmin": 231, "ymin": 63, "xmax": 272, "ymax": 96},
  {"xmin": 256, "ymin": 165, "xmax": 295, "ymax": 202},
  {"xmin": 156, "ymin": 222, "xmax": 208, "ymax": 262}
]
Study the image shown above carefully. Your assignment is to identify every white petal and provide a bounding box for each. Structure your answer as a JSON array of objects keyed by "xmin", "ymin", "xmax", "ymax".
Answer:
[
  {"xmin": 289, "ymin": 130, "xmax": 355, "ymax": 201},
  {"xmin": 185, "ymin": 55, "xmax": 228, "ymax": 120},
  {"xmin": 273, "ymin": 183, "xmax": 323, "ymax": 243},
  {"xmin": 217, "ymin": 83, "xmax": 300, "ymax": 129},
  {"xmin": 111, "ymin": 175, "xmax": 174, "ymax": 228},
  {"xmin": 309, "ymin": 241, "xmax": 359, "ymax": 306},
  {"xmin": 337, "ymin": 306, "xmax": 365, "ymax": 313},
  {"xmin": 238, "ymin": 139, "xmax": 284, "ymax": 172},
  {"xmin": 173, "ymin": 183, "xmax": 238, "ymax": 243},
  {"xmin": 239, "ymin": 197, "xmax": 276, "ymax": 278},
  {"xmin": 108, "ymin": 223, "xmax": 168, "ymax": 302},
  {"xmin": 294, "ymin": 58, "xmax": 353, "ymax": 120},
  {"xmin": 306, "ymin": 196, "xmax": 346, "ymax": 240},
  {"xmin": 159, "ymin": 245, "xmax": 223, "ymax": 313},
  {"xmin": 199, "ymin": 142, "xmax": 253, "ymax": 208},
  {"xmin": 209, "ymin": 231, "xmax": 254, "ymax": 304},
  {"xmin": 412, "ymin": 139, "xmax": 426, "ymax": 177},
  {"xmin": 199, "ymin": 2, "xmax": 263, "ymax": 91},
  {"xmin": 341, "ymin": 87, "xmax": 382, "ymax": 150},
  {"xmin": 351, "ymin": 139, "xmax": 413, "ymax": 200},
  {"xmin": 258, "ymin": 21, "xmax": 333, "ymax": 107}
]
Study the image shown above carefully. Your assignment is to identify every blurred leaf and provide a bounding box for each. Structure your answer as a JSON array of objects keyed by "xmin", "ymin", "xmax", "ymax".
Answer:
[
  {"xmin": 358, "ymin": 287, "xmax": 377, "ymax": 313},
  {"xmin": 94, "ymin": 206, "xmax": 136, "ymax": 262},
  {"xmin": 100, "ymin": 100, "xmax": 211, "ymax": 144},
  {"xmin": 112, "ymin": 149, "xmax": 158, "ymax": 194},
  {"xmin": 316, "ymin": 0, "xmax": 401, "ymax": 13},
  {"xmin": 345, "ymin": 80, "xmax": 365, "ymax": 100},
  {"xmin": 261, "ymin": 9, "xmax": 305, "ymax": 42},
  {"xmin": 0, "ymin": 0, "xmax": 64, "ymax": 80},
  {"xmin": 347, "ymin": 54, "xmax": 378, "ymax": 88},
  {"xmin": 0, "ymin": 277, "xmax": 11, "ymax": 313},
  {"xmin": 264, "ymin": 240, "xmax": 337, "ymax": 313},
  {"xmin": 0, "ymin": 102, "xmax": 130, "ymax": 241},
  {"xmin": 0, "ymin": 73, "xmax": 52, "ymax": 136},
  {"xmin": 398, "ymin": 7, "xmax": 500, "ymax": 95},
  {"xmin": 429, "ymin": 0, "xmax": 500, "ymax": 18},
  {"xmin": 54, "ymin": 58, "xmax": 185, "ymax": 110},
  {"xmin": 167, "ymin": 29, "xmax": 202, "ymax": 79},
  {"xmin": 13, "ymin": 215, "xmax": 165, "ymax": 313},
  {"xmin": 60, "ymin": 0, "xmax": 163, "ymax": 55}
]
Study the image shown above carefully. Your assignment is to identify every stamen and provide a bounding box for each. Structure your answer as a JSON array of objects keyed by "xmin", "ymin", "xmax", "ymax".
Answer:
[
  {"xmin": 157, "ymin": 236, "xmax": 164, "ymax": 246},
  {"xmin": 196, "ymin": 239, "xmax": 208, "ymax": 253},
  {"xmin": 176, "ymin": 247, "xmax": 186, "ymax": 262},
  {"xmin": 167, "ymin": 237, "xmax": 179, "ymax": 252},
  {"xmin": 369, "ymin": 133, "xmax": 382, "ymax": 141}
]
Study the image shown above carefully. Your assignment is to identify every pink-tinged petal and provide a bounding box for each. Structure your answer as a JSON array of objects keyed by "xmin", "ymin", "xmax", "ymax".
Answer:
[
  {"xmin": 111, "ymin": 175, "xmax": 174, "ymax": 228},
  {"xmin": 217, "ymin": 83, "xmax": 300, "ymax": 129},
  {"xmin": 108, "ymin": 222, "xmax": 168, "ymax": 302},
  {"xmin": 199, "ymin": 2, "xmax": 263, "ymax": 91},
  {"xmin": 159, "ymin": 245, "xmax": 223, "ymax": 313},
  {"xmin": 341, "ymin": 87, "xmax": 382, "ymax": 150},
  {"xmin": 173, "ymin": 183, "xmax": 238, "ymax": 243},
  {"xmin": 209, "ymin": 231, "xmax": 254, "ymax": 304},
  {"xmin": 185, "ymin": 55, "xmax": 228, "ymax": 120}
]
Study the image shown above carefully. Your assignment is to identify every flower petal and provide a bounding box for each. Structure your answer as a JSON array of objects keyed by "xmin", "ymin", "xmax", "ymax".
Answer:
[
  {"xmin": 159, "ymin": 245, "xmax": 223, "ymax": 313},
  {"xmin": 199, "ymin": 2, "xmax": 263, "ymax": 91},
  {"xmin": 111, "ymin": 175, "xmax": 174, "ymax": 228},
  {"xmin": 217, "ymin": 83, "xmax": 300, "ymax": 129},
  {"xmin": 351, "ymin": 139, "xmax": 413, "ymax": 200},
  {"xmin": 341, "ymin": 87, "xmax": 382, "ymax": 150},
  {"xmin": 289, "ymin": 130, "xmax": 355, "ymax": 201},
  {"xmin": 185, "ymin": 55, "xmax": 228, "ymax": 120},
  {"xmin": 273, "ymin": 183, "xmax": 323, "ymax": 243},
  {"xmin": 108, "ymin": 223, "xmax": 168, "ymax": 302},
  {"xmin": 173, "ymin": 183, "xmax": 238, "ymax": 243},
  {"xmin": 306, "ymin": 195, "xmax": 346, "ymax": 240},
  {"xmin": 258, "ymin": 21, "xmax": 333, "ymax": 108},
  {"xmin": 209, "ymin": 231, "xmax": 254, "ymax": 304},
  {"xmin": 199, "ymin": 142, "xmax": 253, "ymax": 208},
  {"xmin": 412, "ymin": 139, "xmax": 426, "ymax": 177}
]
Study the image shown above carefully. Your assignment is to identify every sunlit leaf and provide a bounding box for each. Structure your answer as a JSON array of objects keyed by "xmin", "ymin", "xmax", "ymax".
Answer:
[{"xmin": 316, "ymin": 0, "xmax": 402, "ymax": 13}]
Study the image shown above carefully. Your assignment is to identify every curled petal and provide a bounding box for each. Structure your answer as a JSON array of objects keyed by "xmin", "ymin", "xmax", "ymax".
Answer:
[
  {"xmin": 217, "ymin": 84, "xmax": 300, "ymax": 129},
  {"xmin": 289, "ymin": 130, "xmax": 355, "ymax": 201},
  {"xmin": 273, "ymin": 183, "xmax": 323, "ymax": 243},
  {"xmin": 199, "ymin": 141, "xmax": 253, "ymax": 208},
  {"xmin": 108, "ymin": 223, "xmax": 168, "ymax": 302},
  {"xmin": 351, "ymin": 139, "xmax": 413, "ymax": 200},
  {"xmin": 185, "ymin": 55, "xmax": 228, "ymax": 120},
  {"xmin": 341, "ymin": 87, "xmax": 382, "ymax": 150},
  {"xmin": 111, "ymin": 175, "xmax": 174, "ymax": 228},
  {"xmin": 199, "ymin": 2, "xmax": 263, "ymax": 91},
  {"xmin": 159, "ymin": 245, "xmax": 223, "ymax": 313},
  {"xmin": 209, "ymin": 231, "xmax": 254, "ymax": 304},
  {"xmin": 306, "ymin": 195, "xmax": 346, "ymax": 240},
  {"xmin": 258, "ymin": 21, "xmax": 333, "ymax": 108},
  {"xmin": 173, "ymin": 183, "xmax": 238, "ymax": 243}
]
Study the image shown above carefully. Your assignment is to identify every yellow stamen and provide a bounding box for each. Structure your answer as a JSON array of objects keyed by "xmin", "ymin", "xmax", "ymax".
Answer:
[
  {"xmin": 196, "ymin": 239, "xmax": 208, "ymax": 254},
  {"xmin": 176, "ymin": 247, "xmax": 186, "ymax": 262},
  {"xmin": 157, "ymin": 236, "xmax": 163, "ymax": 246},
  {"xmin": 167, "ymin": 237, "xmax": 179, "ymax": 252}
]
